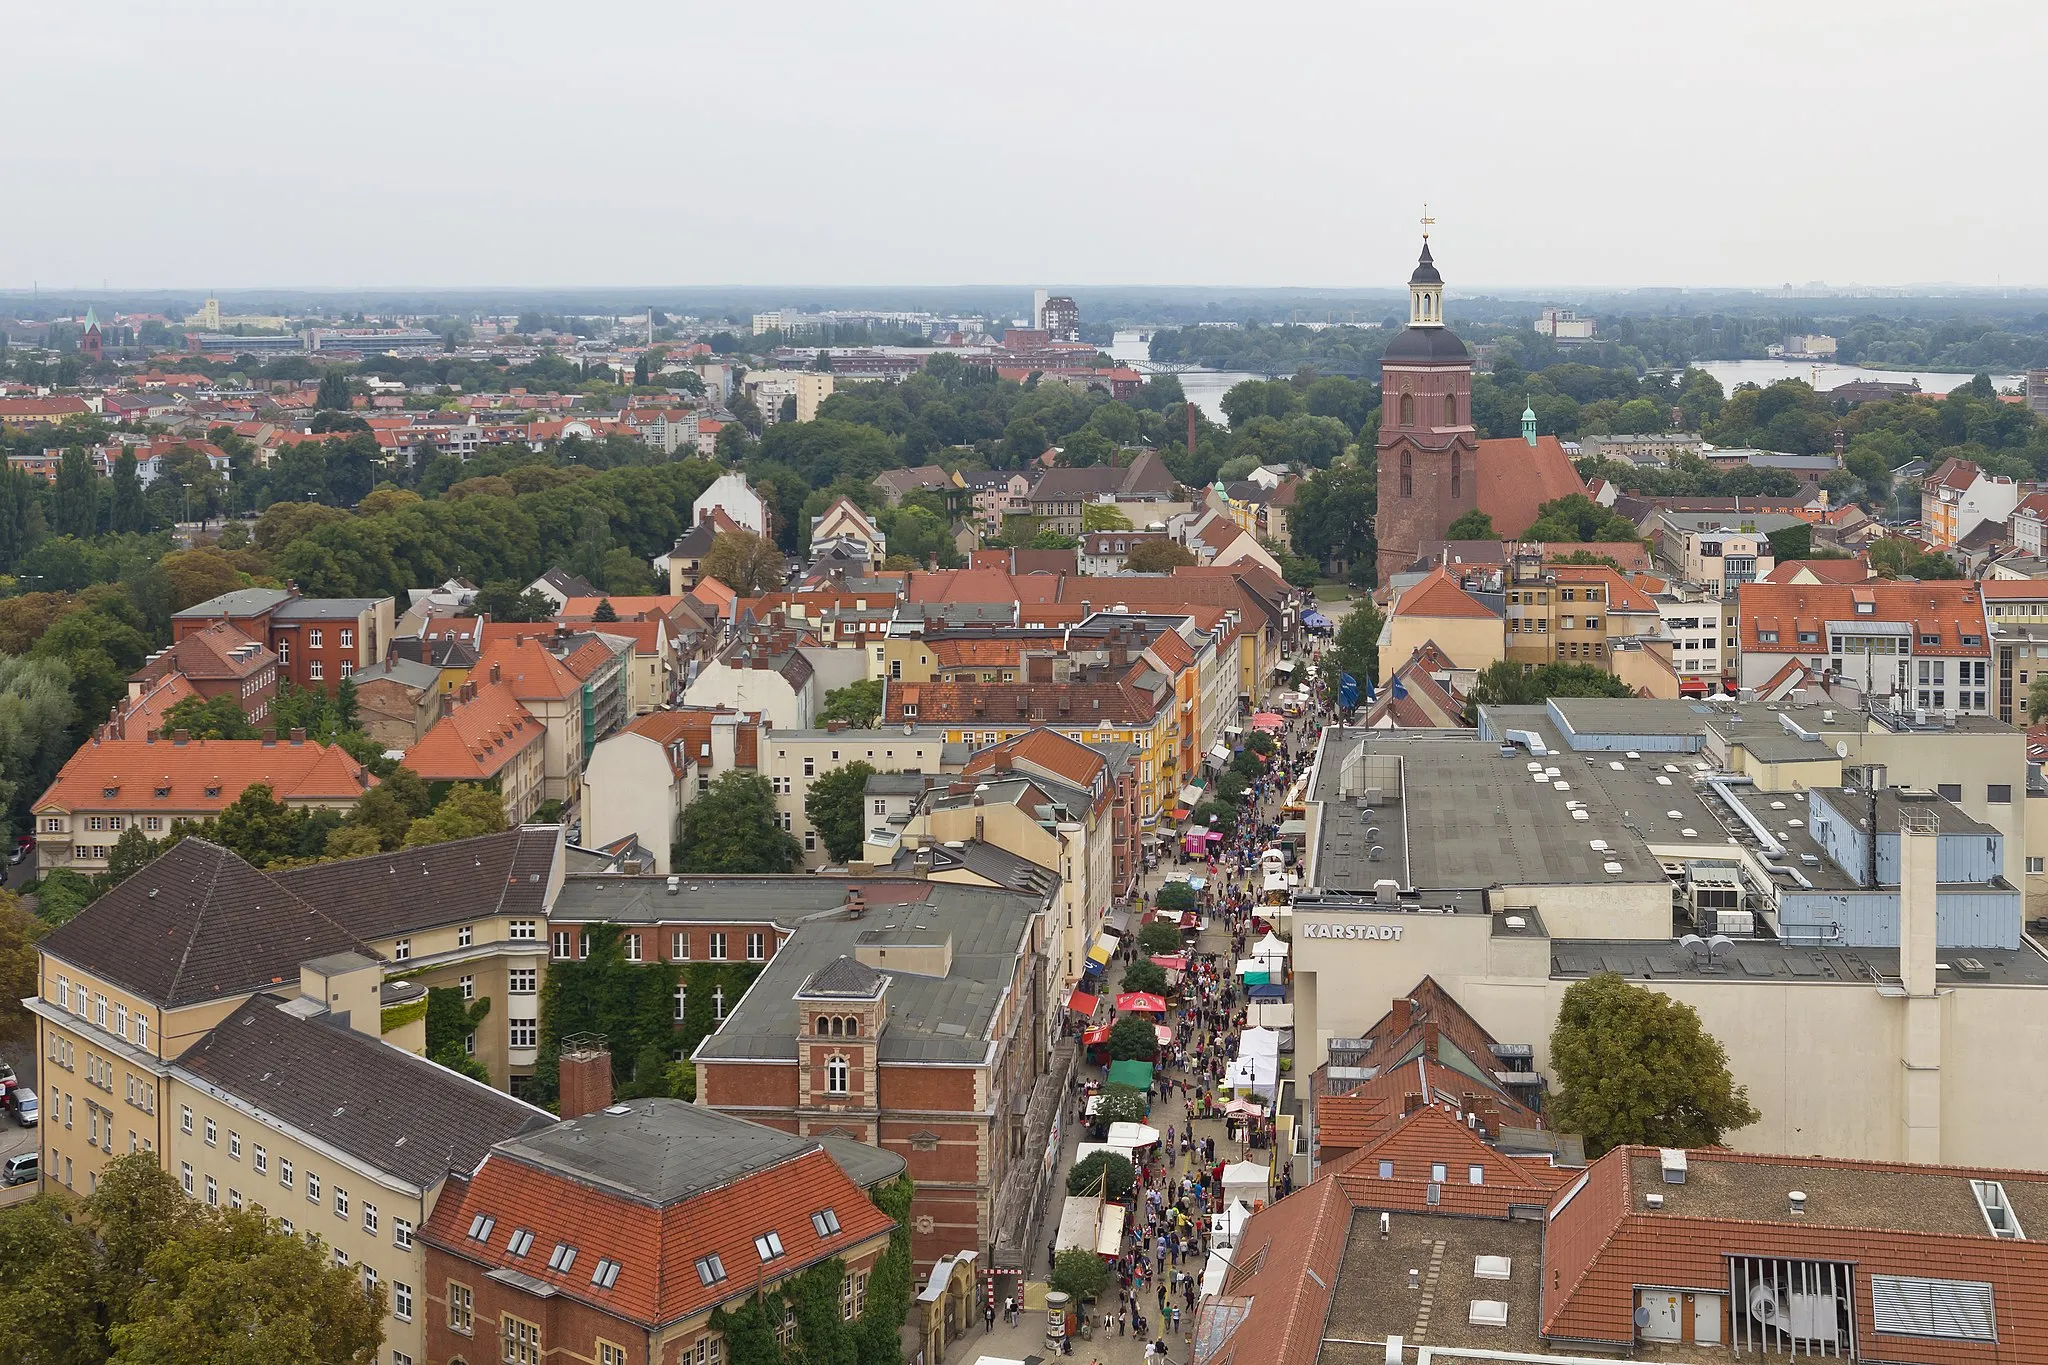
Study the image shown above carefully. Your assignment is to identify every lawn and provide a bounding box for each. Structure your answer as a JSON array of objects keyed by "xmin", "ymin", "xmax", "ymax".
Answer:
[{"xmin": 1312, "ymin": 582, "xmax": 1353, "ymax": 602}]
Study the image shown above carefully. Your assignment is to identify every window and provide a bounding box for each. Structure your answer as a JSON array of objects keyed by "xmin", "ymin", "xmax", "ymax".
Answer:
[
  {"xmin": 394, "ymin": 1216, "xmax": 413, "ymax": 1249},
  {"xmin": 675, "ymin": 985, "xmax": 687, "ymax": 1021},
  {"xmin": 364, "ymin": 1202, "xmax": 379, "ymax": 1235},
  {"xmin": 361, "ymin": 1265, "xmax": 377, "ymax": 1297},
  {"xmin": 552, "ymin": 930, "xmax": 573, "ymax": 959},
  {"xmin": 2030, "ymin": 857, "xmax": 2045, "ymax": 875},
  {"xmin": 509, "ymin": 968, "xmax": 536, "ymax": 994},
  {"xmin": 1869, "ymin": 1274, "xmax": 1996, "ymax": 1342},
  {"xmin": 1988, "ymin": 783, "xmax": 2013, "ymax": 804},
  {"xmin": 336, "ymin": 1187, "xmax": 349, "ymax": 1219},
  {"xmin": 507, "ymin": 1227, "xmax": 534, "ymax": 1257},
  {"xmin": 827, "ymin": 1056, "xmax": 849, "ymax": 1095},
  {"xmin": 1430, "ymin": 1163, "xmax": 1447, "ymax": 1183},
  {"xmin": 460, "ymin": 974, "xmax": 475, "ymax": 1000},
  {"xmin": 1399, "ymin": 391, "xmax": 1414, "ymax": 427},
  {"xmin": 509, "ymin": 1019, "xmax": 537, "ymax": 1049},
  {"xmin": 709, "ymin": 932, "xmax": 727, "ymax": 960},
  {"xmin": 280, "ymin": 1218, "xmax": 293, "ymax": 1237},
  {"xmin": 772, "ymin": 775, "xmax": 791, "ymax": 795},
  {"xmin": 1399, "ymin": 449, "xmax": 1412, "ymax": 496},
  {"xmin": 1937, "ymin": 783, "xmax": 1962, "ymax": 802},
  {"xmin": 803, "ymin": 756, "xmax": 815, "ymax": 777},
  {"xmin": 548, "ymin": 1242, "xmax": 578, "ymax": 1272},
  {"xmin": 1921, "ymin": 633, "xmax": 1941, "ymax": 647},
  {"xmin": 458, "ymin": 924, "xmax": 473, "ymax": 948},
  {"xmin": 1445, "ymin": 392, "xmax": 1458, "ymax": 426},
  {"xmin": 805, "ymin": 830, "xmax": 817, "ymax": 852},
  {"xmin": 812, "ymin": 1208, "xmax": 842, "ymax": 1237},
  {"xmin": 746, "ymin": 932, "xmax": 765, "ymax": 961},
  {"xmin": 624, "ymin": 933, "xmax": 641, "ymax": 962},
  {"xmin": 501, "ymin": 1314, "xmax": 542, "ymax": 1365},
  {"xmin": 755, "ymin": 1231, "xmax": 785, "ymax": 1261},
  {"xmin": 308, "ymin": 1172, "xmax": 321, "ymax": 1203},
  {"xmin": 309, "ymin": 661, "xmax": 323, "ymax": 681},
  {"xmin": 340, "ymin": 628, "xmax": 354, "ymax": 649},
  {"xmin": 672, "ymin": 931, "xmax": 690, "ymax": 959},
  {"xmin": 593, "ymin": 1257, "xmax": 623, "ymax": 1289},
  {"xmin": 280, "ymin": 1158, "xmax": 294, "ymax": 1188},
  {"xmin": 394, "ymin": 1281, "xmax": 413, "ymax": 1322},
  {"xmin": 447, "ymin": 1281, "xmax": 474, "ymax": 1334},
  {"xmin": 229, "ymin": 1131, "xmax": 241, "ymax": 1160},
  {"xmin": 181, "ymin": 1105, "xmax": 193, "ymax": 1135},
  {"xmin": 1468, "ymin": 1165, "xmax": 1485, "ymax": 1185},
  {"xmin": 181, "ymin": 1162, "xmax": 194, "ymax": 1194},
  {"xmin": 467, "ymin": 1214, "xmax": 496, "ymax": 1242},
  {"xmin": 392, "ymin": 939, "xmax": 410, "ymax": 961},
  {"xmin": 713, "ymin": 985, "xmax": 726, "ymax": 1021},
  {"xmin": 601, "ymin": 1345, "xmax": 626, "ymax": 1365},
  {"xmin": 205, "ymin": 1175, "xmax": 218, "ymax": 1206},
  {"xmin": 204, "ymin": 1116, "xmax": 217, "ymax": 1145},
  {"xmin": 508, "ymin": 919, "xmax": 537, "ymax": 940}
]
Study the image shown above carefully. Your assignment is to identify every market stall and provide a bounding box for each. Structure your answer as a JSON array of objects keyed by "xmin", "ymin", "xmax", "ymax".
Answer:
[{"xmin": 1221, "ymin": 1160, "xmax": 1271, "ymax": 1208}]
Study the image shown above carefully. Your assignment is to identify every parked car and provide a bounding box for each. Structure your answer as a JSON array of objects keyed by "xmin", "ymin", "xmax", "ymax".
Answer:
[
  {"xmin": 3, "ymin": 1151, "xmax": 37, "ymax": 1186},
  {"xmin": 9, "ymin": 1086, "xmax": 36, "ymax": 1127},
  {"xmin": 9, "ymin": 835, "xmax": 32, "ymax": 864}
]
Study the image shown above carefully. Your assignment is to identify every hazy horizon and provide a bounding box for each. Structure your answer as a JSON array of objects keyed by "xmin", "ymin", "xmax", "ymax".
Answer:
[{"xmin": 6, "ymin": 1, "xmax": 2042, "ymax": 292}]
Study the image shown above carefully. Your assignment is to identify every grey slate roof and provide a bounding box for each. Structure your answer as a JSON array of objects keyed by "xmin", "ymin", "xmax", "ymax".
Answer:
[
  {"xmin": 172, "ymin": 587, "xmax": 294, "ymax": 618},
  {"xmin": 270, "ymin": 827, "xmax": 558, "ymax": 941},
  {"xmin": 491, "ymin": 1099, "xmax": 823, "ymax": 1207},
  {"xmin": 176, "ymin": 993, "xmax": 552, "ymax": 1189},
  {"xmin": 799, "ymin": 955, "xmax": 886, "ymax": 998},
  {"xmin": 41, "ymin": 838, "xmax": 377, "ymax": 1008}
]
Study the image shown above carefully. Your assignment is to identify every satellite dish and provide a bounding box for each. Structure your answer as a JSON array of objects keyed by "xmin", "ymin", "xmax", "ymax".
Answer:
[{"xmin": 1836, "ymin": 740, "xmax": 1849, "ymax": 759}]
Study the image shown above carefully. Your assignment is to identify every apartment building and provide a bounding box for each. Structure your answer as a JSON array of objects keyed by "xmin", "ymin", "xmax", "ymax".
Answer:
[
  {"xmin": 404, "ymin": 679, "xmax": 547, "ymax": 824},
  {"xmin": 31, "ymin": 734, "xmax": 374, "ymax": 873},
  {"xmin": 126, "ymin": 620, "xmax": 279, "ymax": 727},
  {"xmin": 172, "ymin": 587, "xmax": 395, "ymax": 692},
  {"xmin": 1735, "ymin": 580, "xmax": 1994, "ymax": 715},
  {"xmin": 1922, "ymin": 456, "xmax": 2021, "ymax": 549}
]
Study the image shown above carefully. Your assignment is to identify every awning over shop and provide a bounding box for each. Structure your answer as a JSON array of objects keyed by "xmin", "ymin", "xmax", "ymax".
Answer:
[
  {"xmin": 1107, "ymin": 1122, "xmax": 1160, "ymax": 1148},
  {"xmin": 1208, "ymin": 743, "xmax": 1232, "ymax": 766},
  {"xmin": 1087, "ymin": 941, "xmax": 1115, "ymax": 966},
  {"xmin": 1277, "ymin": 818, "xmax": 1308, "ymax": 838},
  {"xmin": 1249, "ymin": 1001, "xmax": 1294, "ymax": 1029},
  {"xmin": 1246, "ymin": 982, "xmax": 1286, "ymax": 1000},
  {"xmin": 1104, "ymin": 910, "xmax": 1132, "ymax": 936},
  {"xmin": 1115, "ymin": 992, "xmax": 1168, "ymax": 1014},
  {"xmin": 1178, "ymin": 911, "xmax": 1202, "ymax": 930},
  {"xmin": 1274, "ymin": 660, "xmax": 1296, "ymax": 675},
  {"xmin": 1176, "ymin": 784, "xmax": 1206, "ymax": 809},
  {"xmin": 1068, "ymin": 988, "xmax": 1100, "ymax": 1016}
]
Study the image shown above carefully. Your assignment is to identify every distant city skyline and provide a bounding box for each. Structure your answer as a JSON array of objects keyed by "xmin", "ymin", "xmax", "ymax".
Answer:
[{"xmin": 4, "ymin": 2, "xmax": 2039, "ymax": 291}]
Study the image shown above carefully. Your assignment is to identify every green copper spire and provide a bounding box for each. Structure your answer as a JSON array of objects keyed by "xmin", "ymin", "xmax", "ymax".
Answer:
[{"xmin": 1522, "ymin": 399, "xmax": 1537, "ymax": 447}]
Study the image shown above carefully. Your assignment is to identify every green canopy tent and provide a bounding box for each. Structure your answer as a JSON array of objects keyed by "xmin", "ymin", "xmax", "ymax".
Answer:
[{"xmin": 1106, "ymin": 1060, "xmax": 1154, "ymax": 1091}]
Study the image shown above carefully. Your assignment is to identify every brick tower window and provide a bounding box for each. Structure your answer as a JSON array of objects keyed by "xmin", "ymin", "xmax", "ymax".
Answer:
[
  {"xmin": 1399, "ymin": 392, "xmax": 1414, "ymax": 427},
  {"xmin": 1445, "ymin": 392, "xmax": 1458, "ymax": 426},
  {"xmin": 1400, "ymin": 450, "xmax": 1412, "ymax": 497},
  {"xmin": 1451, "ymin": 450, "xmax": 1461, "ymax": 498}
]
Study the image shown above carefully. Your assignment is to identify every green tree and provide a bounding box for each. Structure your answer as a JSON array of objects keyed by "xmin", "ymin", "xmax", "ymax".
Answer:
[
  {"xmin": 1120, "ymin": 959, "xmax": 1168, "ymax": 996},
  {"xmin": 1153, "ymin": 882, "xmax": 1196, "ymax": 915},
  {"xmin": 1082, "ymin": 503, "xmax": 1134, "ymax": 533},
  {"xmin": 1445, "ymin": 508, "xmax": 1497, "ymax": 540},
  {"xmin": 1125, "ymin": 540, "xmax": 1195, "ymax": 573},
  {"xmin": 1050, "ymin": 1248, "xmax": 1110, "ymax": 1303},
  {"xmin": 1028, "ymin": 528, "xmax": 1078, "ymax": 551},
  {"xmin": 1066, "ymin": 1150, "xmax": 1136, "ymax": 1200},
  {"xmin": 1137, "ymin": 919, "xmax": 1182, "ymax": 954},
  {"xmin": 1765, "ymin": 522, "xmax": 1813, "ymax": 562},
  {"xmin": 108, "ymin": 452, "xmax": 150, "ymax": 534},
  {"xmin": 52, "ymin": 448, "xmax": 100, "ymax": 539},
  {"xmin": 1523, "ymin": 493, "xmax": 1644, "ymax": 544},
  {"xmin": 0, "ymin": 891, "xmax": 45, "ymax": 1043},
  {"xmin": 403, "ymin": 782, "xmax": 510, "ymax": 847},
  {"xmin": 1548, "ymin": 972, "xmax": 1759, "ymax": 1156},
  {"xmin": 699, "ymin": 529, "xmax": 785, "ymax": 595},
  {"xmin": 1093, "ymin": 1083, "xmax": 1147, "ymax": 1127},
  {"xmin": 212, "ymin": 782, "xmax": 304, "ymax": 868},
  {"xmin": 1324, "ymin": 599, "xmax": 1385, "ymax": 693},
  {"xmin": 2030, "ymin": 674, "xmax": 2048, "ymax": 724},
  {"xmin": 1467, "ymin": 660, "xmax": 1634, "ymax": 711},
  {"xmin": 98, "ymin": 827, "xmax": 160, "ymax": 892},
  {"xmin": 817, "ymin": 678, "xmax": 884, "ymax": 728},
  {"xmin": 28, "ymin": 868, "xmax": 95, "ymax": 927},
  {"xmin": 0, "ymin": 1187, "xmax": 101, "ymax": 1360},
  {"xmin": 1106, "ymin": 1014, "xmax": 1158, "ymax": 1061},
  {"xmin": 315, "ymin": 368, "xmax": 352, "ymax": 411},
  {"xmin": 160, "ymin": 694, "xmax": 257, "ymax": 740},
  {"xmin": 676, "ymin": 772, "xmax": 803, "ymax": 873},
  {"xmin": 1290, "ymin": 462, "xmax": 1376, "ymax": 581},
  {"xmin": 804, "ymin": 760, "xmax": 877, "ymax": 863}
]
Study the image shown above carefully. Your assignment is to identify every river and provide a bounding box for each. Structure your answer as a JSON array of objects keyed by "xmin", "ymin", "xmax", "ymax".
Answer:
[
  {"xmin": 1688, "ymin": 359, "xmax": 2024, "ymax": 396},
  {"xmin": 1108, "ymin": 331, "xmax": 1260, "ymax": 423},
  {"xmin": 1110, "ymin": 331, "xmax": 2025, "ymax": 425}
]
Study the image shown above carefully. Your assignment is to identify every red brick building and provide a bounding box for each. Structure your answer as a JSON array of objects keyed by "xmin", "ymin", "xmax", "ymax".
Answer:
[
  {"xmin": 421, "ymin": 1099, "xmax": 900, "ymax": 1365},
  {"xmin": 127, "ymin": 620, "xmax": 279, "ymax": 727},
  {"xmin": 172, "ymin": 586, "xmax": 395, "ymax": 692}
]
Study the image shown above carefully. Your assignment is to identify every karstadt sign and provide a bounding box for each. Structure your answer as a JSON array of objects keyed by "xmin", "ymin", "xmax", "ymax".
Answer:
[{"xmin": 1299, "ymin": 922, "xmax": 1405, "ymax": 941}]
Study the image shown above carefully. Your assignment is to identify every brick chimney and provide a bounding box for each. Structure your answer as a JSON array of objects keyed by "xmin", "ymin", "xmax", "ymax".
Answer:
[
  {"xmin": 558, "ymin": 1037, "xmax": 614, "ymax": 1120},
  {"xmin": 1390, "ymin": 995, "xmax": 1415, "ymax": 1033}
]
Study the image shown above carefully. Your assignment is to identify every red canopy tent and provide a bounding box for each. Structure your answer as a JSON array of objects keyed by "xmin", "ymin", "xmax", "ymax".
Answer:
[
  {"xmin": 1067, "ymin": 987, "xmax": 1100, "ymax": 1017},
  {"xmin": 1080, "ymin": 1024, "xmax": 1113, "ymax": 1048},
  {"xmin": 1251, "ymin": 711, "xmax": 1285, "ymax": 732},
  {"xmin": 1150, "ymin": 955, "xmax": 1188, "ymax": 971},
  {"xmin": 1115, "ymin": 992, "xmax": 1168, "ymax": 1014}
]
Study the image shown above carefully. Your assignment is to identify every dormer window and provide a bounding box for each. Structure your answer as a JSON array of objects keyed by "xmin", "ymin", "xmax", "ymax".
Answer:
[
  {"xmin": 205, "ymin": 785, "xmax": 222, "ymax": 798},
  {"xmin": 1920, "ymin": 633, "xmax": 1941, "ymax": 647},
  {"xmin": 103, "ymin": 786, "xmax": 119, "ymax": 799},
  {"xmin": 754, "ymin": 1231, "xmax": 785, "ymax": 1261},
  {"xmin": 154, "ymin": 785, "xmax": 169, "ymax": 798}
]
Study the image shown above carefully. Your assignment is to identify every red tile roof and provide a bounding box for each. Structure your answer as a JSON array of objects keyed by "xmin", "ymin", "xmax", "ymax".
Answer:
[
  {"xmin": 404, "ymin": 682, "xmax": 540, "ymax": 782},
  {"xmin": 35, "ymin": 737, "xmax": 373, "ymax": 815},
  {"xmin": 421, "ymin": 1133, "xmax": 895, "ymax": 1328},
  {"xmin": 1476, "ymin": 435, "xmax": 1585, "ymax": 537},
  {"xmin": 474, "ymin": 637, "xmax": 586, "ymax": 702},
  {"xmin": 1760, "ymin": 556, "xmax": 1874, "ymax": 584},
  {"xmin": 1736, "ymin": 581, "xmax": 1990, "ymax": 657},
  {"xmin": 1394, "ymin": 566, "xmax": 1499, "ymax": 620},
  {"xmin": 962, "ymin": 726, "xmax": 1110, "ymax": 792},
  {"xmin": 1196, "ymin": 1174, "xmax": 1351, "ymax": 1365}
]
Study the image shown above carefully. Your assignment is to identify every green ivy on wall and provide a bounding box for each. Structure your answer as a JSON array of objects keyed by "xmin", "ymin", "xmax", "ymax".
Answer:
[
  {"xmin": 379, "ymin": 996, "xmax": 429, "ymax": 1035},
  {"xmin": 530, "ymin": 922, "xmax": 762, "ymax": 1109}
]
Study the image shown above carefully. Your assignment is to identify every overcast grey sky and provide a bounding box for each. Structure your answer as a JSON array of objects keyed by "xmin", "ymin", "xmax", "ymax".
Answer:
[{"xmin": 6, "ymin": 1, "xmax": 2040, "ymax": 291}]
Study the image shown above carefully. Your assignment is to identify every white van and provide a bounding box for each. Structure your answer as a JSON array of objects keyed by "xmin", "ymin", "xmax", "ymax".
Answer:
[{"xmin": 12, "ymin": 1086, "xmax": 37, "ymax": 1127}]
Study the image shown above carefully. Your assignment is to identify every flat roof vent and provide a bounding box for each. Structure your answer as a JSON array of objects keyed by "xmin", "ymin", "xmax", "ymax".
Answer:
[
  {"xmin": 1473, "ymin": 1255, "xmax": 1511, "ymax": 1280},
  {"xmin": 1659, "ymin": 1148, "xmax": 1688, "ymax": 1184},
  {"xmin": 1972, "ymin": 1179, "xmax": 2026, "ymax": 1239},
  {"xmin": 1468, "ymin": 1300, "xmax": 1509, "ymax": 1327}
]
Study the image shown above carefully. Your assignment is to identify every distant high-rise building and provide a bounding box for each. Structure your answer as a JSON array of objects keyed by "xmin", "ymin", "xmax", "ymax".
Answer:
[
  {"xmin": 1031, "ymin": 288, "xmax": 1050, "ymax": 331},
  {"xmin": 2027, "ymin": 369, "xmax": 2048, "ymax": 420},
  {"xmin": 1042, "ymin": 295, "xmax": 1079, "ymax": 342}
]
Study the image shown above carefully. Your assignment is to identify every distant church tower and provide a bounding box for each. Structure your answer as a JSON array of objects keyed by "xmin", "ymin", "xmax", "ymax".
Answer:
[
  {"xmin": 80, "ymin": 307, "xmax": 103, "ymax": 362},
  {"xmin": 1374, "ymin": 226, "xmax": 1478, "ymax": 584}
]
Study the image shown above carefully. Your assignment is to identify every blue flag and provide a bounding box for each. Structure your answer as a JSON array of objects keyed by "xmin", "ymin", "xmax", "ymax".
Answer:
[
  {"xmin": 1338, "ymin": 673, "xmax": 1359, "ymax": 709},
  {"xmin": 1391, "ymin": 675, "xmax": 1408, "ymax": 700}
]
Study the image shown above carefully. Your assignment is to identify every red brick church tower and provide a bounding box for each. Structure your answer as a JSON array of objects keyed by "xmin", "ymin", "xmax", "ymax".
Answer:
[{"xmin": 1374, "ymin": 234, "xmax": 1479, "ymax": 584}]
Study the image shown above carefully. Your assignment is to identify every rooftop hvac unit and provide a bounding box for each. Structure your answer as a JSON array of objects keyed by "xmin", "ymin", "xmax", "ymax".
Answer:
[
  {"xmin": 1659, "ymin": 1148, "xmax": 1688, "ymax": 1184},
  {"xmin": 1716, "ymin": 910, "xmax": 1756, "ymax": 936}
]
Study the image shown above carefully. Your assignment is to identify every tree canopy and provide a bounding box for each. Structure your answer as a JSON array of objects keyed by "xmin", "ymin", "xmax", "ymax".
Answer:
[
  {"xmin": 1120, "ymin": 959, "xmax": 1168, "ymax": 997},
  {"xmin": 1066, "ymin": 1150, "xmax": 1136, "ymax": 1201},
  {"xmin": 1467, "ymin": 660, "xmax": 1634, "ymax": 711},
  {"xmin": 1548, "ymin": 972, "xmax": 1759, "ymax": 1155},
  {"xmin": 804, "ymin": 760, "xmax": 876, "ymax": 863},
  {"xmin": 677, "ymin": 771, "xmax": 803, "ymax": 873},
  {"xmin": 1106, "ymin": 1014, "xmax": 1159, "ymax": 1061},
  {"xmin": 817, "ymin": 678, "xmax": 883, "ymax": 728},
  {"xmin": 1125, "ymin": 540, "xmax": 1195, "ymax": 572}
]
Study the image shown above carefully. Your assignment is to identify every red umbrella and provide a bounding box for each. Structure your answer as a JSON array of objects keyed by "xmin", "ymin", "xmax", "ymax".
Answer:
[{"xmin": 1115, "ymin": 992, "xmax": 1169, "ymax": 1014}]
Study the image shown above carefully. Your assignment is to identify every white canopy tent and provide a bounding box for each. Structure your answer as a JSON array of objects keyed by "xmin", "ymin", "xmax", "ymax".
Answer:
[
  {"xmin": 1209, "ymin": 1198, "xmax": 1255, "ymax": 1248},
  {"xmin": 1054, "ymin": 1195, "xmax": 1101, "ymax": 1253},
  {"xmin": 1227, "ymin": 1052, "xmax": 1277, "ymax": 1099},
  {"xmin": 1249, "ymin": 1001, "xmax": 1294, "ymax": 1030},
  {"xmin": 1200, "ymin": 1249, "xmax": 1233, "ymax": 1297},
  {"xmin": 1073, "ymin": 1141, "xmax": 1135, "ymax": 1166},
  {"xmin": 1221, "ymin": 1160, "xmax": 1271, "ymax": 1207},
  {"xmin": 1237, "ymin": 1026, "xmax": 1283, "ymax": 1059},
  {"xmin": 1251, "ymin": 932, "xmax": 1290, "ymax": 960},
  {"xmin": 1106, "ymin": 1122, "xmax": 1161, "ymax": 1149}
]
